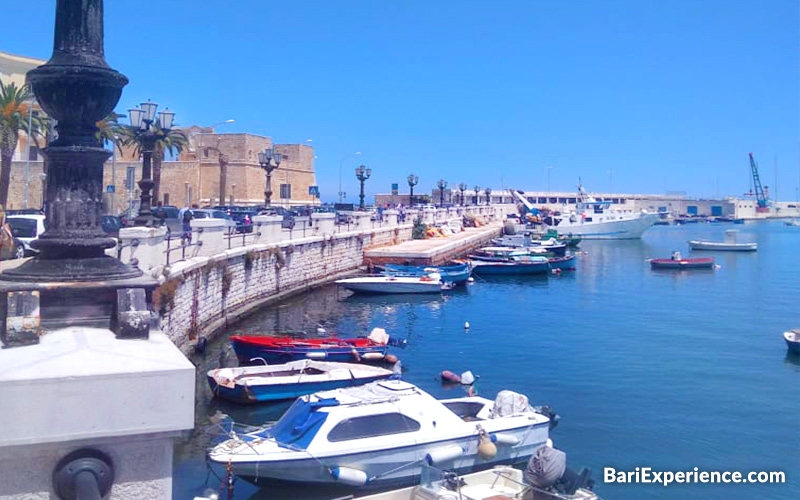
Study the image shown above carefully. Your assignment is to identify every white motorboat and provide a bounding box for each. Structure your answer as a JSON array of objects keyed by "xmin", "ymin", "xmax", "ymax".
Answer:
[
  {"xmin": 511, "ymin": 185, "xmax": 658, "ymax": 240},
  {"xmin": 359, "ymin": 465, "xmax": 603, "ymax": 500},
  {"xmin": 688, "ymin": 230, "xmax": 757, "ymax": 251},
  {"xmin": 336, "ymin": 272, "xmax": 448, "ymax": 294},
  {"xmin": 208, "ymin": 380, "xmax": 556, "ymax": 489},
  {"xmin": 785, "ymin": 218, "xmax": 800, "ymax": 227}
]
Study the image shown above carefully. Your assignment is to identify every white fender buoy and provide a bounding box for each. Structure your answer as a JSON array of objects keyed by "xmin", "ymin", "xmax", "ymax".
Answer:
[
  {"xmin": 361, "ymin": 352, "xmax": 385, "ymax": 360},
  {"xmin": 306, "ymin": 352, "xmax": 327, "ymax": 360},
  {"xmin": 467, "ymin": 277, "xmax": 475, "ymax": 283},
  {"xmin": 464, "ymin": 321, "xmax": 470, "ymax": 330},
  {"xmin": 491, "ymin": 433, "xmax": 520, "ymax": 446},
  {"xmin": 460, "ymin": 371, "xmax": 475, "ymax": 385},
  {"xmin": 330, "ymin": 466, "xmax": 368, "ymax": 486},
  {"xmin": 477, "ymin": 435, "xmax": 497, "ymax": 459},
  {"xmin": 425, "ymin": 445, "xmax": 464, "ymax": 465}
]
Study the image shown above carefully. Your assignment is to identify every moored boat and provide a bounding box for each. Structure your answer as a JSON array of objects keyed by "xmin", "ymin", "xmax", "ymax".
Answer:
[
  {"xmin": 649, "ymin": 252, "xmax": 715, "ymax": 270},
  {"xmin": 784, "ymin": 329, "xmax": 800, "ymax": 355},
  {"xmin": 230, "ymin": 328, "xmax": 397, "ymax": 365},
  {"xmin": 337, "ymin": 273, "xmax": 448, "ymax": 294},
  {"xmin": 688, "ymin": 240, "xmax": 757, "ymax": 251},
  {"xmin": 380, "ymin": 262, "xmax": 471, "ymax": 285},
  {"xmin": 207, "ymin": 360, "xmax": 395, "ymax": 404},
  {"xmin": 548, "ymin": 255, "xmax": 577, "ymax": 271},
  {"xmin": 208, "ymin": 380, "xmax": 556, "ymax": 489},
  {"xmin": 469, "ymin": 248, "xmax": 551, "ymax": 275}
]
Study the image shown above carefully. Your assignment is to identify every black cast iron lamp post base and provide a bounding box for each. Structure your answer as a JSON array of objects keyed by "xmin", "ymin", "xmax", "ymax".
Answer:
[{"xmin": 0, "ymin": 0, "xmax": 156, "ymax": 346}]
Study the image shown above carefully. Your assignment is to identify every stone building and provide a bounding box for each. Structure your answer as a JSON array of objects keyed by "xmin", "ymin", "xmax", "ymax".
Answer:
[{"xmin": 2, "ymin": 50, "xmax": 318, "ymax": 212}]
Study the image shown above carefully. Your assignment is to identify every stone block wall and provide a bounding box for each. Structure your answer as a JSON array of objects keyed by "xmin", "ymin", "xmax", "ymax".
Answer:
[{"xmin": 157, "ymin": 224, "xmax": 413, "ymax": 352}]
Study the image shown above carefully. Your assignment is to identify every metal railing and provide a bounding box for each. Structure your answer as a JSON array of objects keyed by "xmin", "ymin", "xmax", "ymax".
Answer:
[
  {"xmin": 225, "ymin": 224, "xmax": 262, "ymax": 249},
  {"xmin": 165, "ymin": 227, "xmax": 204, "ymax": 265}
]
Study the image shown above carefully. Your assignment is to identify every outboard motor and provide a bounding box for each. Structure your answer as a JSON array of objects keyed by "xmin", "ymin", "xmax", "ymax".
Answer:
[
  {"xmin": 534, "ymin": 405, "xmax": 560, "ymax": 430},
  {"xmin": 525, "ymin": 445, "xmax": 597, "ymax": 496}
]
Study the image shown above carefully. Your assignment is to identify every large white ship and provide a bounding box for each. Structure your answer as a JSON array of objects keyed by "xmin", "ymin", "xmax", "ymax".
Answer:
[{"xmin": 512, "ymin": 184, "xmax": 660, "ymax": 240}]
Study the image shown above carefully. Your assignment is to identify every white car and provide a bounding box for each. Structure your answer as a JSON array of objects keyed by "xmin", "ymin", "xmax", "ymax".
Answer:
[{"xmin": 8, "ymin": 215, "xmax": 46, "ymax": 256}]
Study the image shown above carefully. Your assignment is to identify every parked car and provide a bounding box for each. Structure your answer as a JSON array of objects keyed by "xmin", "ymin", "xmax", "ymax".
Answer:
[
  {"xmin": 189, "ymin": 209, "xmax": 237, "ymax": 229},
  {"xmin": 101, "ymin": 215, "xmax": 123, "ymax": 237},
  {"xmin": 152, "ymin": 205, "xmax": 182, "ymax": 234},
  {"xmin": 258, "ymin": 206, "xmax": 296, "ymax": 229},
  {"xmin": 7, "ymin": 215, "xmax": 46, "ymax": 256},
  {"xmin": 214, "ymin": 206, "xmax": 259, "ymax": 233}
]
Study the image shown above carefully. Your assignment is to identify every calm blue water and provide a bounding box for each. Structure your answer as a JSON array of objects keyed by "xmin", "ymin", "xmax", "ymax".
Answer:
[{"xmin": 174, "ymin": 220, "xmax": 800, "ymax": 500}]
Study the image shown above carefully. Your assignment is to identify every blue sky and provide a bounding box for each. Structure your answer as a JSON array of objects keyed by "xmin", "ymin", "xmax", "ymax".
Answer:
[{"xmin": 6, "ymin": 0, "xmax": 799, "ymax": 202}]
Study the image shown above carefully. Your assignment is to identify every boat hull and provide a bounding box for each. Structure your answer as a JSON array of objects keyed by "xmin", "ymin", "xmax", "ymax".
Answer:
[
  {"xmin": 338, "ymin": 280, "xmax": 443, "ymax": 294},
  {"xmin": 208, "ymin": 373, "xmax": 391, "ymax": 404},
  {"xmin": 785, "ymin": 330, "xmax": 800, "ymax": 355},
  {"xmin": 688, "ymin": 241, "xmax": 757, "ymax": 251},
  {"xmin": 552, "ymin": 213, "xmax": 660, "ymax": 240},
  {"xmin": 231, "ymin": 337, "xmax": 389, "ymax": 366},
  {"xmin": 216, "ymin": 421, "xmax": 549, "ymax": 490},
  {"xmin": 471, "ymin": 261, "xmax": 550, "ymax": 275},
  {"xmin": 650, "ymin": 258, "xmax": 715, "ymax": 270},
  {"xmin": 548, "ymin": 255, "xmax": 576, "ymax": 270},
  {"xmin": 382, "ymin": 263, "xmax": 471, "ymax": 285}
]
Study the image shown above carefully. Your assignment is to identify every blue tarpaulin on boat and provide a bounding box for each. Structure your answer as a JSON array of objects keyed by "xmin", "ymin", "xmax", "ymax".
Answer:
[{"xmin": 266, "ymin": 397, "xmax": 339, "ymax": 450}]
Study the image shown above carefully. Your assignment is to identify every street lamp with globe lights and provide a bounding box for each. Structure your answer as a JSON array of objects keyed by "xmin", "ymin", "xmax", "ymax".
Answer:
[
  {"xmin": 128, "ymin": 99, "xmax": 176, "ymax": 227},
  {"xmin": 258, "ymin": 148, "xmax": 282, "ymax": 208},
  {"xmin": 355, "ymin": 165, "xmax": 371, "ymax": 210},
  {"xmin": 458, "ymin": 183, "xmax": 467, "ymax": 206},
  {"xmin": 473, "ymin": 185, "xmax": 480, "ymax": 206},
  {"xmin": 407, "ymin": 174, "xmax": 419, "ymax": 206},
  {"xmin": 437, "ymin": 179, "xmax": 448, "ymax": 207},
  {"xmin": 484, "ymin": 187, "xmax": 492, "ymax": 206}
]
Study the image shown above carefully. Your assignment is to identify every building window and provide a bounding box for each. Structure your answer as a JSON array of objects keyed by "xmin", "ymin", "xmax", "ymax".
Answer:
[
  {"xmin": 538, "ymin": 197, "xmax": 547, "ymax": 204},
  {"xmin": 327, "ymin": 413, "xmax": 421, "ymax": 442},
  {"xmin": 29, "ymin": 145, "xmax": 39, "ymax": 161},
  {"xmin": 163, "ymin": 193, "xmax": 169, "ymax": 206},
  {"xmin": 203, "ymin": 148, "xmax": 209, "ymax": 158},
  {"xmin": 568, "ymin": 198, "xmax": 576, "ymax": 204},
  {"xmin": 280, "ymin": 184, "xmax": 292, "ymax": 199},
  {"xmin": 557, "ymin": 197, "xmax": 567, "ymax": 203}
]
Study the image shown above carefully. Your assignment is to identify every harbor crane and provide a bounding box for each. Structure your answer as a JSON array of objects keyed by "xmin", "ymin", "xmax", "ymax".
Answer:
[{"xmin": 747, "ymin": 152, "xmax": 770, "ymax": 213}]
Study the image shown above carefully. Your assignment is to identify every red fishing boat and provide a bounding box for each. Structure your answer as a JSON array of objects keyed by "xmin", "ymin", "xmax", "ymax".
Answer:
[{"xmin": 230, "ymin": 328, "xmax": 401, "ymax": 365}]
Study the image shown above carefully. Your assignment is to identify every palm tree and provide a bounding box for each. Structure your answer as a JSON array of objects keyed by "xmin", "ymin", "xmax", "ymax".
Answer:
[
  {"xmin": 95, "ymin": 112, "xmax": 125, "ymax": 153},
  {"xmin": 118, "ymin": 122, "xmax": 188, "ymax": 204},
  {"xmin": 0, "ymin": 80, "xmax": 47, "ymax": 209}
]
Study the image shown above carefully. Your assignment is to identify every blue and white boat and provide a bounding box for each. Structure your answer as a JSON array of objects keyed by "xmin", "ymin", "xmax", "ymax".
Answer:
[
  {"xmin": 784, "ymin": 329, "xmax": 800, "ymax": 355},
  {"xmin": 208, "ymin": 380, "xmax": 556, "ymax": 489},
  {"xmin": 469, "ymin": 247, "xmax": 551, "ymax": 275},
  {"xmin": 207, "ymin": 360, "xmax": 395, "ymax": 404},
  {"xmin": 380, "ymin": 262, "xmax": 472, "ymax": 285}
]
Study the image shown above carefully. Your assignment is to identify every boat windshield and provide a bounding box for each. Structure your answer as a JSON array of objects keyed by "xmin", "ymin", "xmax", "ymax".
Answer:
[{"xmin": 265, "ymin": 397, "xmax": 339, "ymax": 450}]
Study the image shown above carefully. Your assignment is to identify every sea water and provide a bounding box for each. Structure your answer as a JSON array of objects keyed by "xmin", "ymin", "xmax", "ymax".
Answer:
[{"xmin": 174, "ymin": 220, "xmax": 799, "ymax": 500}]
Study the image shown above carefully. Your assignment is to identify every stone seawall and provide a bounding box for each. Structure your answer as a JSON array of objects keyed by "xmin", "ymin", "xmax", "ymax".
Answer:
[{"xmin": 158, "ymin": 225, "xmax": 413, "ymax": 352}]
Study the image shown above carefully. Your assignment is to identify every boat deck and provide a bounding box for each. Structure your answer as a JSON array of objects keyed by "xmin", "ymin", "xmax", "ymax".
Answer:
[{"xmin": 365, "ymin": 223, "xmax": 503, "ymax": 265}]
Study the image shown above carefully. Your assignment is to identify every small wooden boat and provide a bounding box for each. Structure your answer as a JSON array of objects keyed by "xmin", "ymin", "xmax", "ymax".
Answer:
[
  {"xmin": 471, "ymin": 256, "xmax": 550, "ymax": 275},
  {"xmin": 688, "ymin": 240, "xmax": 757, "ymax": 251},
  {"xmin": 230, "ymin": 329, "xmax": 395, "ymax": 365},
  {"xmin": 689, "ymin": 230, "xmax": 757, "ymax": 251},
  {"xmin": 337, "ymin": 273, "xmax": 447, "ymax": 294},
  {"xmin": 784, "ymin": 329, "xmax": 800, "ymax": 355},
  {"xmin": 380, "ymin": 262, "xmax": 471, "ymax": 285},
  {"xmin": 548, "ymin": 255, "xmax": 577, "ymax": 271},
  {"xmin": 650, "ymin": 252, "xmax": 715, "ymax": 270},
  {"xmin": 207, "ymin": 360, "xmax": 394, "ymax": 404}
]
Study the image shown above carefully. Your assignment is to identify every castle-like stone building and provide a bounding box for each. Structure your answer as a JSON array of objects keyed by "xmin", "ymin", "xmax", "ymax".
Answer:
[{"xmin": 1, "ymin": 50, "xmax": 317, "ymax": 213}]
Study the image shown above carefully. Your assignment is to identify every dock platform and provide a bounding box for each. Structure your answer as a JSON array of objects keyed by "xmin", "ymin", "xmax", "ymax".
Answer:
[{"xmin": 364, "ymin": 223, "xmax": 503, "ymax": 266}]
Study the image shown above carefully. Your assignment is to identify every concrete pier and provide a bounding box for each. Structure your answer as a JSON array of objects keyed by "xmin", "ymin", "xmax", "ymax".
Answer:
[{"xmin": 364, "ymin": 223, "xmax": 503, "ymax": 266}]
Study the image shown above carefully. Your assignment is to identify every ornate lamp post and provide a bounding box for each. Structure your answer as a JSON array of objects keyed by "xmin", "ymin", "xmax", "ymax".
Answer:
[
  {"xmin": 258, "ymin": 148, "xmax": 282, "ymax": 207},
  {"xmin": 129, "ymin": 100, "xmax": 175, "ymax": 227},
  {"xmin": 437, "ymin": 179, "xmax": 448, "ymax": 207},
  {"xmin": 484, "ymin": 187, "xmax": 492, "ymax": 206},
  {"xmin": 473, "ymin": 185, "xmax": 480, "ymax": 206},
  {"xmin": 407, "ymin": 174, "xmax": 418, "ymax": 206},
  {"xmin": 458, "ymin": 183, "xmax": 467, "ymax": 206},
  {"xmin": 355, "ymin": 165, "xmax": 371, "ymax": 210},
  {"xmin": 1, "ymin": 0, "xmax": 154, "ymax": 345}
]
